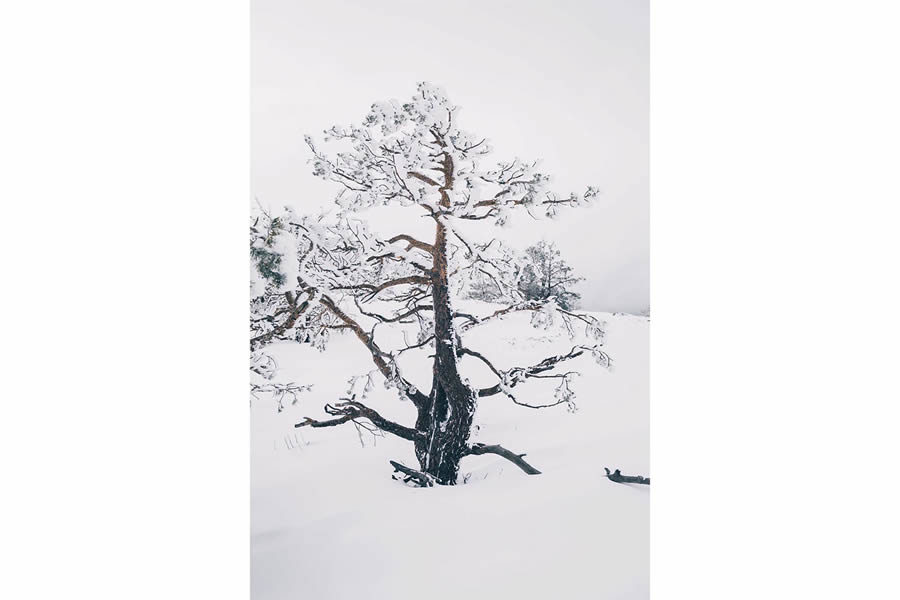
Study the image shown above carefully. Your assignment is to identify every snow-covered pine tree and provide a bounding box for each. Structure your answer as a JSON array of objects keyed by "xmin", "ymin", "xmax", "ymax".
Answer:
[
  {"xmin": 518, "ymin": 241, "xmax": 583, "ymax": 310},
  {"xmin": 249, "ymin": 205, "xmax": 323, "ymax": 412},
  {"xmin": 250, "ymin": 83, "xmax": 610, "ymax": 485}
]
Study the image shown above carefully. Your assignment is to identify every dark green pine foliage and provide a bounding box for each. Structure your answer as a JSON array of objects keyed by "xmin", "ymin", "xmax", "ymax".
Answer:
[{"xmin": 250, "ymin": 214, "xmax": 286, "ymax": 287}]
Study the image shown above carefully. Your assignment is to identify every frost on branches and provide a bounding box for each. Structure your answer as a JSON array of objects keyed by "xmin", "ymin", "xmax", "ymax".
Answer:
[
  {"xmin": 249, "ymin": 83, "xmax": 609, "ymax": 486},
  {"xmin": 464, "ymin": 240, "xmax": 584, "ymax": 310}
]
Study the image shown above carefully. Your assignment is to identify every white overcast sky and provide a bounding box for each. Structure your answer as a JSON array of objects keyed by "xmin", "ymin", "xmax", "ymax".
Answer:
[{"xmin": 252, "ymin": 0, "xmax": 648, "ymax": 313}]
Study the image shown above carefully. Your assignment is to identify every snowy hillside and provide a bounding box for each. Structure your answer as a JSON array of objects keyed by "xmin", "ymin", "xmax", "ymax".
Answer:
[{"xmin": 251, "ymin": 303, "xmax": 649, "ymax": 599}]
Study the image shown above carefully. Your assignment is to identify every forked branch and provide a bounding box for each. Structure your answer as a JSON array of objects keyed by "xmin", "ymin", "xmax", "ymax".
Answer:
[
  {"xmin": 296, "ymin": 400, "xmax": 423, "ymax": 442},
  {"xmin": 477, "ymin": 346, "xmax": 591, "ymax": 398}
]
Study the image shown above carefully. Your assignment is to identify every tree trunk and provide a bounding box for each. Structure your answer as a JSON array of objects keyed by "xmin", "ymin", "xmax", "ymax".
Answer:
[
  {"xmin": 413, "ymin": 219, "xmax": 477, "ymax": 484},
  {"xmin": 414, "ymin": 376, "xmax": 475, "ymax": 484},
  {"xmin": 413, "ymin": 150, "xmax": 478, "ymax": 484}
]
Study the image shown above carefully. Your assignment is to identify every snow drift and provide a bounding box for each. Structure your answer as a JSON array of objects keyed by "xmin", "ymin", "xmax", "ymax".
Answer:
[{"xmin": 251, "ymin": 305, "xmax": 649, "ymax": 599}]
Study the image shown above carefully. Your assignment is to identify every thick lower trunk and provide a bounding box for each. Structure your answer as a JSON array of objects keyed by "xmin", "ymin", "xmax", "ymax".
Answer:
[
  {"xmin": 414, "ymin": 376, "xmax": 475, "ymax": 484},
  {"xmin": 413, "ymin": 207, "xmax": 477, "ymax": 485}
]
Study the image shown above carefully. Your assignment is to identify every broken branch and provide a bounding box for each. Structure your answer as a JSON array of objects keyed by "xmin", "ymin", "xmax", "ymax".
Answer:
[
  {"xmin": 466, "ymin": 443, "xmax": 542, "ymax": 475},
  {"xmin": 604, "ymin": 468, "xmax": 650, "ymax": 485},
  {"xmin": 389, "ymin": 460, "xmax": 435, "ymax": 487}
]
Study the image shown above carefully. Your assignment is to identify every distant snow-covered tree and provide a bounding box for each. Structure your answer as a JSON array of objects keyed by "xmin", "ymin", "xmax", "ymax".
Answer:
[
  {"xmin": 248, "ymin": 205, "xmax": 321, "ymax": 411},
  {"xmin": 250, "ymin": 83, "xmax": 610, "ymax": 486},
  {"xmin": 464, "ymin": 241, "xmax": 582, "ymax": 310},
  {"xmin": 518, "ymin": 241, "xmax": 582, "ymax": 310}
]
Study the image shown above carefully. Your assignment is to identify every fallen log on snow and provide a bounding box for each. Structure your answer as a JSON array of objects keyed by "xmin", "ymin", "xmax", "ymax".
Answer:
[{"xmin": 604, "ymin": 467, "xmax": 650, "ymax": 485}]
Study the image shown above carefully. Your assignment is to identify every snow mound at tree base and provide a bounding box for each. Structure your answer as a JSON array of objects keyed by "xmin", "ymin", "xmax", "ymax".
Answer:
[{"xmin": 251, "ymin": 306, "xmax": 649, "ymax": 599}]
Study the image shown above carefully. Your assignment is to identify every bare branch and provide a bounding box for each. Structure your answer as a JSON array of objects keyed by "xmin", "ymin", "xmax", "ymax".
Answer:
[
  {"xmin": 316, "ymin": 293, "xmax": 429, "ymax": 407},
  {"xmin": 459, "ymin": 347, "xmax": 503, "ymax": 378},
  {"xmin": 466, "ymin": 443, "xmax": 541, "ymax": 475},
  {"xmin": 354, "ymin": 298, "xmax": 434, "ymax": 323},
  {"xmin": 366, "ymin": 252, "xmax": 432, "ymax": 273},
  {"xmin": 387, "ymin": 234, "xmax": 435, "ymax": 255},
  {"xmin": 293, "ymin": 413, "xmax": 353, "ymax": 429},
  {"xmin": 332, "ymin": 275, "xmax": 430, "ymax": 301},
  {"xmin": 296, "ymin": 400, "xmax": 423, "ymax": 442},
  {"xmin": 408, "ymin": 171, "xmax": 441, "ymax": 187}
]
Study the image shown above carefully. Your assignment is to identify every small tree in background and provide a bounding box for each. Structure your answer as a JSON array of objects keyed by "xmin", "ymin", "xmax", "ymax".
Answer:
[
  {"xmin": 465, "ymin": 241, "xmax": 582, "ymax": 310},
  {"xmin": 518, "ymin": 241, "xmax": 582, "ymax": 310}
]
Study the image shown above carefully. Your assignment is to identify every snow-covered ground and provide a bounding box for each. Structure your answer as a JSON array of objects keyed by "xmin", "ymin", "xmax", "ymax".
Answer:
[{"xmin": 251, "ymin": 303, "xmax": 649, "ymax": 599}]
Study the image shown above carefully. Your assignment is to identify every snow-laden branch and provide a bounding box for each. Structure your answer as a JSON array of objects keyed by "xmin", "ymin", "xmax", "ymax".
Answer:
[
  {"xmin": 471, "ymin": 345, "xmax": 604, "ymax": 402},
  {"xmin": 250, "ymin": 351, "xmax": 313, "ymax": 413},
  {"xmin": 304, "ymin": 82, "xmax": 598, "ymax": 227},
  {"xmin": 249, "ymin": 291, "xmax": 311, "ymax": 350}
]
